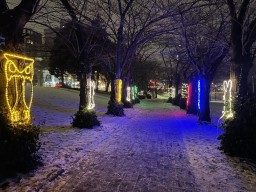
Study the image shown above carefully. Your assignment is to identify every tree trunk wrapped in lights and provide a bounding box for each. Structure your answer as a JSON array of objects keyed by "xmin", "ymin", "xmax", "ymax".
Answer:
[
  {"xmin": 220, "ymin": 80, "xmax": 234, "ymax": 120},
  {"xmin": 186, "ymin": 81, "xmax": 199, "ymax": 115},
  {"xmin": 126, "ymin": 86, "xmax": 131, "ymax": 102},
  {"xmin": 115, "ymin": 79, "xmax": 122, "ymax": 104},
  {"xmin": 86, "ymin": 76, "xmax": 96, "ymax": 110},
  {"xmin": 180, "ymin": 83, "xmax": 188, "ymax": 109},
  {"xmin": 198, "ymin": 77, "xmax": 211, "ymax": 122},
  {"xmin": 106, "ymin": 76, "xmax": 124, "ymax": 116}
]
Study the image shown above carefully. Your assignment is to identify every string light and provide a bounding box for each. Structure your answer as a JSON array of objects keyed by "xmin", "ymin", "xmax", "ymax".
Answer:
[
  {"xmin": 198, "ymin": 80, "xmax": 200, "ymax": 110},
  {"xmin": 131, "ymin": 86, "xmax": 135, "ymax": 100},
  {"xmin": 3, "ymin": 53, "xmax": 34, "ymax": 124},
  {"xmin": 133, "ymin": 85, "xmax": 138, "ymax": 98},
  {"xmin": 115, "ymin": 79, "xmax": 122, "ymax": 103},
  {"xmin": 171, "ymin": 86, "xmax": 176, "ymax": 98},
  {"xmin": 126, "ymin": 86, "xmax": 131, "ymax": 102},
  {"xmin": 87, "ymin": 78, "xmax": 95, "ymax": 110},
  {"xmin": 181, "ymin": 83, "xmax": 188, "ymax": 98},
  {"xmin": 187, "ymin": 83, "xmax": 192, "ymax": 107},
  {"xmin": 220, "ymin": 80, "xmax": 233, "ymax": 119}
]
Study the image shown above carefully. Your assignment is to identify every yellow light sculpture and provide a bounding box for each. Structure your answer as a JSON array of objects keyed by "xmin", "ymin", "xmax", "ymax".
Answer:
[
  {"xmin": 3, "ymin": 53, "xmax": 34, "ymax": 124},
  {"xmin": 87, "ymin": 78, "xmax": 96, "ymax": 110},
  {"xmin": 220, "ymin": 80, "xmax": 233, "ymax": 119},
  {"xmin": 115, "ymin": 79, "xmax": 122, "ymax": 103},
  {"xmin": 126, "ymin": 86, "xmax": 131, "ymax": 102}
]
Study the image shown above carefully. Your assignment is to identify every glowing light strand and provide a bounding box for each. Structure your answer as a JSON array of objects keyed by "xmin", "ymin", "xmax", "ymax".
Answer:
[
  {"xmin": 220, "ymin": 80, "xmax": 233, "ymax": 119},
  {"xmin": 3, "ymin": 53, "xmax": 34, "ymax": 124},
  {"xmin": 87, "ymin": 78, "xmax": 96, "ymax": 110},
  {"xmin": 131, "ymin": 86, "xmax": 135, "ymax": 100},
  {"xmin": 133, "ymin": 85, "xmax": 138, "ymax": 98},
  {"xmin": 198, "ymin": 80, "xmax": 200, "ymax": 110},
  {"xmin": 187, "ymin": 83, "xmax": 192, "ymax": 107},
  {"xmin": 115, "ymin": 79, "xmax": 122, "ymax": 103},
  {"xmin": 181, "ymin": 83, "xmax": 188, "ymax": 99},
  {"xmin": 171, "ymin": 86, "xmax": 176, "ymax": 98},
  {"xmin": 126, "ymin": 86, "xmax": 131, "ymax": 102}
]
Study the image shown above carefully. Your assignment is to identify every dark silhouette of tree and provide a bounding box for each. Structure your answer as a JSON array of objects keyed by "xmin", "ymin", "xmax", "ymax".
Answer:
[
  {"xmin": 48, "ymin": 29, "xmax": 78, "ymax": 84},
  {"xmin": 176, "ymin": 1, "xmax": 229, "ymax": 122},
  {"xmin": 0, "ymin": 0, "xmax": 40, "ymax": 50},
  {"xmin": 227, "ymin": 0, "xmax": 256, "ymax": 97}
]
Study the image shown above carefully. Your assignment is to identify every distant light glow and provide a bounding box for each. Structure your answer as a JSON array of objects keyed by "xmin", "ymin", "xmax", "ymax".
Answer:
[{"xmin": 126, "ymin": 86, "xmax": 131, "ymax": 102}]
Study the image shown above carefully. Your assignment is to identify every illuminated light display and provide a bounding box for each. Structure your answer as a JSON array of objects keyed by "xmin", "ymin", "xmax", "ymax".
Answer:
[
  {"xmin": 126, "ymin": 86, "xmax": 131, "ymax": 102},
  {"xmin": 198, "ymin": 80, "xmax": 201, "ymax": 110},
  {"xmin": 3, "ymin": 53, "xmax": 34, "ymax": 124},
  {"xmin": 220, "ymin": 80, "xmax": 233, "ymax": 119},
  {"xmin": 87, "ymin": 78, "xmax": 96, "ymax": 110},
  {"xmin": 133, "ymin": 85, "xmax": 138, "ymax": 98},
  {"xmin": 181, "ymin": 83, "xmax": 188, "ymax": 99},
  {"xmin": 131, "ymin": 86, "xmax": 135, "ymax": 100},
  {"xmin": 187, "ymin": 83, "xmax": 192, "ymax": 107},
  {"xmin": 115, "ymin": 79, "xmax": 122, "ymax": 103},
  {"xmin": 148, "ymin": 80, "xmax": 157, "ymax": 89},
  {"xmin": 171, "ymin": 86, "xmax": 176, "ymax": 98}
]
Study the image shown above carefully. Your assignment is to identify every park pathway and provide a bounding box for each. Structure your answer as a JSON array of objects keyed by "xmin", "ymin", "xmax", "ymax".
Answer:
[
  {"xmin": 44, "ymin": 100, "xmax": 200, "ymax": 192},
  {"xmin": 37, "ymin": 92, "xmax": 255, "ymax": 192},
  {"xmin": 3, "ymin": 87, "xmax": 256, "ymax": 192}
]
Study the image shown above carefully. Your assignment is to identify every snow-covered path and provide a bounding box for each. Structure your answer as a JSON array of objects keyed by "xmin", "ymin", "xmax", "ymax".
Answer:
[{"xmin": 2, "ymin": 87, "xmax": 256, "ymax": 192}]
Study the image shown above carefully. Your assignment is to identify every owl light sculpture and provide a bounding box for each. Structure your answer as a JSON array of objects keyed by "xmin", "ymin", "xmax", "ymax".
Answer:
[{"xmin": 3, "ymin": 53, "xmax": 34, "ymax": 124}]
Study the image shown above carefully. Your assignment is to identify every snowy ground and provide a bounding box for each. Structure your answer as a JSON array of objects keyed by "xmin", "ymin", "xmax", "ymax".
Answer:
[{"xmin": 1, "ymin": 87, "xmax": 256, "ymax": 192}]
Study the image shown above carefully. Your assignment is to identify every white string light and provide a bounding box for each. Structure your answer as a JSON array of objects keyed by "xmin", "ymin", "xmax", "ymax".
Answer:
[
  {"xmin": 87, "ymin": 79, "xmax": 96, "ymax": 110},
  {"xmin": 126, "ymin": 86, "xmax": 131, "ymax": 102},
  {"xmin": 220, "ymin": 80, "xmax": 233, "ymax": 119}
]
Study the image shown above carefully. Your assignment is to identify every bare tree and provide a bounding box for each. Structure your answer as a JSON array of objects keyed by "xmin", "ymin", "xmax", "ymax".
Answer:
[
  {"xmin": 171, "ymin": 1, "xmax": 229, "ymax": 122},
  {"xmin": 0, "ymin": 0, "xmax": 40, "ymax": 49},
  {"xmin": 227, "ymin": 0, "xmax": 256, "ymax": 97},
  {"xmin": 94, "ymin": 0, "xmax": 184, "ymax": 114}
]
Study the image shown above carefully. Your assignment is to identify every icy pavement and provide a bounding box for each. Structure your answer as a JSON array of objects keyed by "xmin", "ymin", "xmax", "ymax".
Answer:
[{"xmin": 1, "ymin": 87, "xmax": 256, "ymax": 192}]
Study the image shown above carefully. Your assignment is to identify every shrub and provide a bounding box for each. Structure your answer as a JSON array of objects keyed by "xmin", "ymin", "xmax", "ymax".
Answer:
[
  {"xmin": 167, "ymin": 96, "xmax": 172, "ymax": 103},
  {"xmin": 123, "ymin": 100, "xmax": 133, "ymax": 108},
  {"xmin": 132, "ymin": 97, "xmax": 140, "ymax": 104},
  {"xmin": 106, "ymin": 100, "xmax": 124, "ymax": 116},
  {"xmin": 71, "ymin": 108, "xmax": 100, "ymax": 128},
  {"xmin": 218, "ymin": 96, "xmax": 256, "ymax": 160},
  {"xmin": 0, "ymin": 114, "xmax": 41, "ymax": 179}
]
